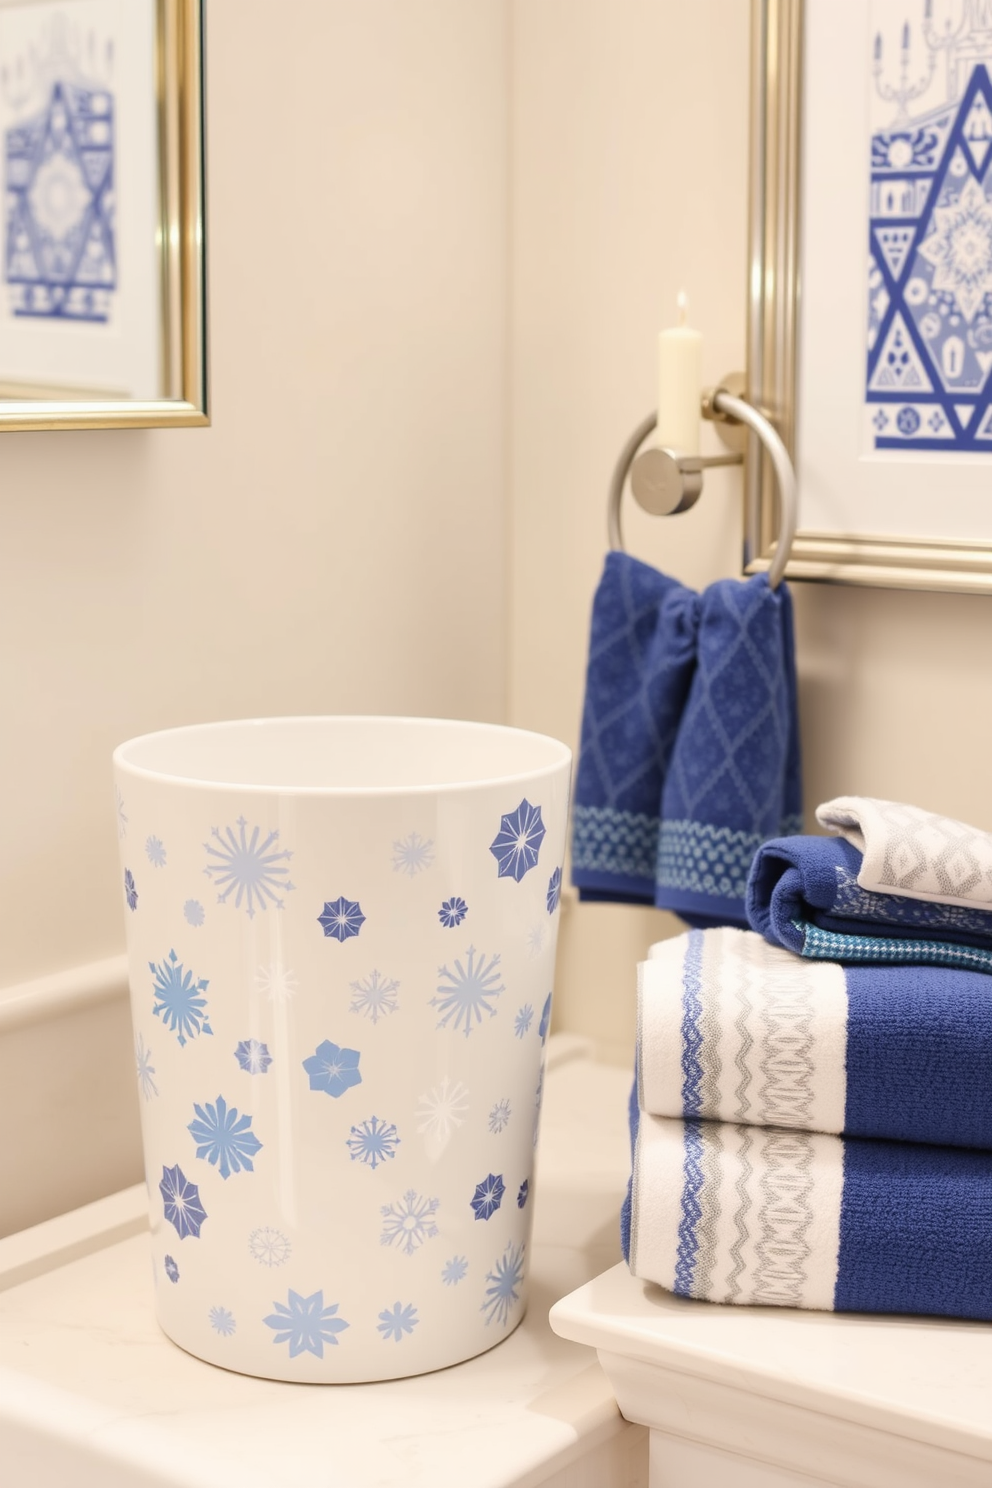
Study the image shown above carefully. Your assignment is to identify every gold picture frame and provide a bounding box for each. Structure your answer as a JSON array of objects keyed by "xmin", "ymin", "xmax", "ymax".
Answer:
[
  {"xmin": 0, "ymin": 0, "xmax": 206, "ymax": 430},
  {"xmin": 745, "ymin": 0, "xmax": 992, "ymax": 594}
]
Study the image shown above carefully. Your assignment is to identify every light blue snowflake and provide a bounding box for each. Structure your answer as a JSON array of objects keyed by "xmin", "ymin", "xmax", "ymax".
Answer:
[
  {"xmin": 437, "ymin": 896, "xmax": 468, "ymax": 929},
  {"xmin": 146, "ymin": 835, "xmax": 167, "ymax": 868},
  {"xmin": 164, "ymin": 1254, "xmax": 179, "ymax": 1283},
  {"xmin": 546, "ymin": 866, "xmax": 562, "ymax": 914},
  {"xmin": 347, "ymin": 1116, "xmax": 400, "ymax": 1169},
  {"xmin": 470, "ymin": 1172, "xmax": 504, "ymax": 1221},
  {"xmin": 377, "ymin": 1301, "xmax": 419, "ymax": 1342},
  {"xmin": 380, "ymin": 1190, "xmax": 440, "ymax": 1255},
  {"xmin": 431, "ymin": 945, "xmax": 504, "ymax": 1036},
  {"xmin": 441, "ymin": 1255, "xmax": 468, "ymax": 1286},
  {"xmin": 135, "ymin": 1032, "xmax": 158, "ymax": 1100},
  {"xmin": 160, "ymin": 1164, "xmax": 207, "ymax": 1239},
  {"xmin": 514, "ymin": 1005, "xmax": 533, "ymax": 1038},
  {"xmin": 517, "ymin": 1179, "xmax": 529, "ymax": 1208},
  {"xmin": 349, "ymin": 969, "xmax": 399, "ymax": 1024},
  {"xmin": 539, "ymin": 992, "xmax": 552, "ymax": 1044},
  {"xmin": 150, "ymin": 949, "xmax": 213, "ymax": 1046},
  {"xmin": 183, "ymin": 899, "xmax": 205, "ymax": 927},
  {"xmin": 188, "ymin": 1095, "xmax": 262, "ymax": 1179},
  {"xmin": 303, "ymin": 1040, "xmax": 362, "ymax": 1097},
  {"xmin": 234, "ymin": 1039, "xmax": 272, "ymax": 1075},
  {"xmin": 392, "ymin": 832, "xmax": 434, "ymax": 876},
  {"xmin": 481, "ymin": 1242, "xmax": 525, "ymax": 1327},
  {"xmin": 209, "ymin": 1306, "xmax": 236, "ymax": 1336},
  {"xmin": 488, "ymin": 1099, "xmax": 511, "ymax": 1134},
  {"xmin": 248, "ymin": 1227, "xmax": 292, "ymax": 1267},
  {"xmin": 115, "ymin": 785, "xmax": 128, "ymax": 839},
  {"xmin": 263, "ymin": 1289, "xmax": 349, "ymax": 1358},
  {"xmin": 318, "ymin": 896, "xmax": 365, "ymax": 942},
  {"xmin": 203, "ymin": 817, "xmax": 295, "ymax": 917},
  {"xmin": 489, "ymin": 799, "xmax": 545, "ymax": 881},
  {"xmin": 124, "ymin": 868, "xmax": 138, "ymax": 911}
]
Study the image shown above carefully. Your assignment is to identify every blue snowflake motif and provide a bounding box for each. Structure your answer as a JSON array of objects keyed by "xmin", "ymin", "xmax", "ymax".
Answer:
[
  {"xmin": 187, "ymin": 1095, "xmax": 262, "ymax": 1180},
  {"xmin": 209, "ymin": 1306, "xmax": 236, "ymax": 1336},
  {"xmin": 135, "ymin": 1032, "xmax": 158, "ymax": 1100},
  {"xmin": 488, "ymin": 1099, "xmax": 511, "ymax": 1134},
  {"xmin": 203, "ymin": 817, "xmax": 294, "ymax": 917},
  {"xmin": 470, "ymin": 1172, "xmax": 505, "ymax": 1221},
  {"xmin": 441, "ymin": 1255, "xmax": 468, "ymax": 1286},
  {"xmin": 380, "ymin": 1190, "xmax": 440, "ymax": 1255},
  {"xmin": 437, "ymin": 896, "xmax": 468, "ymax": 929},
  {"xmin": 160, "ymin": 1164, "xmax": 207, "ymax": 1239},
  {"xmin": 546, "ymin": 866, "xmax": 562, "ymax": 915},
  {"xmin": 347, "ymin": 1115, "xmax": 400, "ymax": 1169},
  {"xmin": 349, "ymin": 969, "xmax": 399, "ymax": 1024},
  {"xmin": 517, "ymin": 1179, "xmax": 529, "ymax": 1209},
  {"xmin": 124, "ymin": 868, "xmax": 138, "ymax": 911},
  {"xmin": 514, "ymin": 1005, "xmax": 533, "ymax": 1039},
  {"xmin": 431, "ymin": 945, "xmax": 504, "ymax": 1036},
  {"xmin": 183, "ymin": 899, "xmax": 205, "ymax": 927},
  {"xmin": 303, "ymin": 1040, "xmax": 362, "ymax": 1097},
  {"xmin": 489, "ymin": 799, "xmax": 546, "ymax": 881},
  {"xmin": 234, "ymin": 1039, "xmax": 272, "ymax": 1075},
  {"xmin": 150, "ymin": 949, "xmax": 213, "ymax": 1046},
  {"xmin": 392, "ymin": 832, "xmax": 434, "ymax": 876},
  {"xmin": 164, "ymin": 1254, "xmax": 179, "ymax": 1283},
  {"xmin": 377, "ymin": 1301, "xmax": 419, "ymax": 1342},
  {"xmin": 263, "ymin": 1289, "xmax": 349, "ymax": 1358},
  {"xmin": 146, "ymin": 835, "xmax": 167, "ymax": 868},
  {"xmin": 538, "ymin": 992, "xmax": 552, "ymax": 1044},
  {"xmin": 481, "ymin": 1242, "xmax": 525, "ymax": 1327},
  {"xmin": 318, "ymin": 896, "xmax": 366, "ymax": 942}
]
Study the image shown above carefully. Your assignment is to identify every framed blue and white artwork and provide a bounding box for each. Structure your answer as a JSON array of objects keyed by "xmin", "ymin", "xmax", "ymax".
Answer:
[
  {"xmin": 0, "ymin": 0, "xmax": 205, "ymax": 427},
  {"xmin": 747, "ymin": 0, "xmax": 992, "ymax": 592}
]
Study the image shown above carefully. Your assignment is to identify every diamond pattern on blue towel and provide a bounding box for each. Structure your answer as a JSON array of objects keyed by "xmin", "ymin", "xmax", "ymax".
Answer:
[{"xmin": 572, "ymin": 552, "xmax": 802, "ymax": 924}]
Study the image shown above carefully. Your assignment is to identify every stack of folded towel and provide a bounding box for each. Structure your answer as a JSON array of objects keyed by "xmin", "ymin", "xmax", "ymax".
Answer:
[{"xmin": 623, "ymin": 795, "xmax": 992, "ymax": 1321}]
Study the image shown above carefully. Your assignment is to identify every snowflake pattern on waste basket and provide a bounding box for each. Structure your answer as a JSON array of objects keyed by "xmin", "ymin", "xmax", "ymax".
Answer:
[
  {"xmin": 380, "ymin": 1190, "xmax": 440, "ymax": 1255},
  {"xmin": 263, "ymin": 1289, "xmax": 349, "ymax": 1358},
  {"xmin": 303, "ymin": 1040, "xmax": 362, "ymax": 1097},
  {"xmin": 546, "ymin": 866, "xmax": 562, "ymax": 914},
  {"xmin": 234, "ymin": 1039, "xmax": 272, "ymax": 1075},
  {"xmin": 377, "ymin": 1301, "xmax": 419, "ymax": 1342},
  {"xmin": 346, "ymin": 1116, "xmax": 400, "ymax": 1170},
  {"xmin": 349, "ymin": 969, "xmax": 399, "ymax": 1024},
  {"xmin": 209, "ymin": 1306, "xmax": 236, "ymax": 1336},
  {"xmin": 203, "ymin": 817, "xmax": 294, "ymax": 917},
  {"xmin": 150, "ymin": 949, "xmax": 213, "ymax": 1046},
  {"xmin": 441, "ymin": 1255, "xmax": 468, "ymax": 1286},
  {"xmin": 248, "ymin": 1227, "xmax": 292, "ymax": 1268},
  {"xmin": 392, "ymin": 832, "xmax": 434, "ymax": 876},
  {"xmin": 160, "ymin": 1164, "xmax": 207, "ymax": 1239},
  {"xmin": 481, "ymin": 1242, "xmax": 525, "ymax": 1327},
  {"xmin": 437, "ymin": 896, "xmax": 468, "ymax": 928},
  {"xmin": 489, "ymin": 799, "xmax": 545, "ymax": 881},
  {"xmin": 187, "ymin": 1095, "xmax": 262, "ymax": 1179},
  {"xmin": 470, "ymin": 1172, "xmax": 505, "ymax": 1222},
  {"xmin": 431, "ymin": 946, "xmax": 503, "ymax": 1036},
  {"xmin": 318, "ymin": 896, "xmax": 365, "ymax": 942},
  {"xmin": 124, "ymin": 868, "xmax": 138, "ymax": 911}
]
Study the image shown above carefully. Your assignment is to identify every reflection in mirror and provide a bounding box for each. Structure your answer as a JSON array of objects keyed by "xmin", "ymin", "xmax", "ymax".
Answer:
[{"xmin": 0, "ymin": 0, "xmax": 205, "ymax": 427}]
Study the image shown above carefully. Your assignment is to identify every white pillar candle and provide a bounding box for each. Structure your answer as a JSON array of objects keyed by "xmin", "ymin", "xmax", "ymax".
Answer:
[{"xmin": 657, "ymin": 291, "xmax": 702, "ymax": 454}]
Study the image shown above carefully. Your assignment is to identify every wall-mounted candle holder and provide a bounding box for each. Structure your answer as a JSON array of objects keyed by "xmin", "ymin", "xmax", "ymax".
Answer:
[{"xmin": 608, "ymin": 371, "xmax": 798, "ymax": 589}]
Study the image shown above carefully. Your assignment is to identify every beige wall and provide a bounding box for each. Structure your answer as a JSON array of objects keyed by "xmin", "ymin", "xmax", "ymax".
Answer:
[
  {"xmin": 0, "ymin": 0, "xmax": 509, "ymax": 990},
  {"xmin": 509, "ymin": 0, "xmax": 992, "ymax": 1064}
]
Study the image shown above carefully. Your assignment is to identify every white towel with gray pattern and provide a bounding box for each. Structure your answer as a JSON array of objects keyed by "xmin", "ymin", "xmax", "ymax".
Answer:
[{"xmin": 816, "ymin": 796, "xmax": 992, "ymax": 910}]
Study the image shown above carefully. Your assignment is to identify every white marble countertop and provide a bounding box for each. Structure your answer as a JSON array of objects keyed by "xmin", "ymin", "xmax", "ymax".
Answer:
[
  {"xmin": 0, "ymin": 1041, "xmax": 643, "ymax": 1488},
  {"xmin": 550, "ymin": 1261, "xmax": 992, "ymax": 1466}
]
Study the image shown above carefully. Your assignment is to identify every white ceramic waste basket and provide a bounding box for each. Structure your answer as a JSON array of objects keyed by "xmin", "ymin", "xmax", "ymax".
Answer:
[{"xmin": 113, "ymin": 716, "xmax": 571, "ymax": 1382}]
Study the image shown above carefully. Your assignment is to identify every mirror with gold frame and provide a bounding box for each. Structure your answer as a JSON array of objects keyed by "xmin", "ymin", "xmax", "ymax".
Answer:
[{"xmin": 0, "ymin": 0, "xmax": 204, "ymax": 429}]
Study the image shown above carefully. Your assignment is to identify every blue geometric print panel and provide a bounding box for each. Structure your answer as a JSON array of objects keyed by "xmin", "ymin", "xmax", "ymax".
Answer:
[
  {"xmin": 5, "ymin": 79, "xmax": 115, "ymax": 323},
  {"xmin": 867, "ymin": 4, "xmax": 992, "ymax": 451}
]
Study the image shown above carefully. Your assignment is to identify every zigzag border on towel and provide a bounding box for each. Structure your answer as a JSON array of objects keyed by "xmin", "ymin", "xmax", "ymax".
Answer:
[
  {"xmin": 752, "ymin": 1129, "xmax": 815, "ymax": 1307},
  {"xmin": 673, "ymin": 1120, "xmax": 705, "ymax": 1298},
  {"xmin": 571, "ymin": 804, "xmax": 658, "ymax": 882},
  {"xmin": 656, "ymin": 817, "xmax": 804, "ymax": 899}
]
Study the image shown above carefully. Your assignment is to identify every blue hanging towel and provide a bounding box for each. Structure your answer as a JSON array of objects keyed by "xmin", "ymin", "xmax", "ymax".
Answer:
[
  {"xmin": 747, "ymin": 833, "xmax": 992, "ymax": 955},
  {"xmin": 571, "ymin": 551, "xmax": 802, "ymax": 926}
]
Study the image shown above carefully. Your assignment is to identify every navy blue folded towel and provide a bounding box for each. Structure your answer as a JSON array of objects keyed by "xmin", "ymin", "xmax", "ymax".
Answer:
[
  {"xmin": 572, "ymin": 551, "xmax": 802, "ymax": 926},
  {"xmin": 748, "ymin": 833, "xmax": 992, "ymax": 956}
]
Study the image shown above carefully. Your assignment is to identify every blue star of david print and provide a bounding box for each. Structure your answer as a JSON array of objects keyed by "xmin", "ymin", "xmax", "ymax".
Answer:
[
  {"xmin": 5, "ymin": 80, "xmax": 116, "ymax": 322},
  {"xmin": 867, "ymin": 55, "xmax": 992, "ymax": 449}
]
